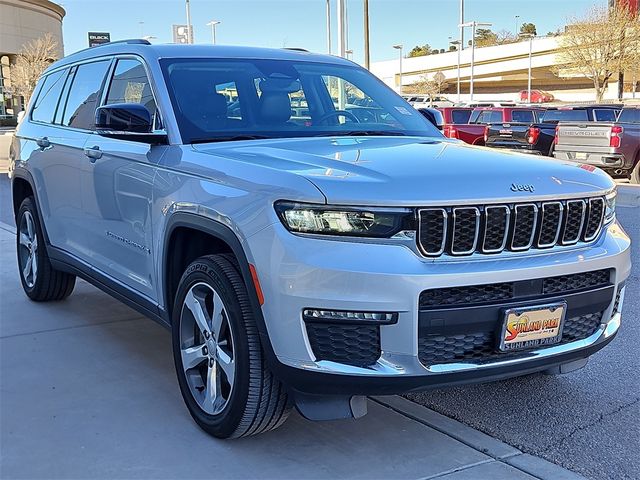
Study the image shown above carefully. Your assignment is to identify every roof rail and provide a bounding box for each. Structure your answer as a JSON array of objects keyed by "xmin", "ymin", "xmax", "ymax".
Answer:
[
  {"xmin": 283, "ymin": 47, "xmax": 309, "ymax": 52},
  {"xmin": 94, "ymin": 39, "xmax": 151, "ymax": 47}
]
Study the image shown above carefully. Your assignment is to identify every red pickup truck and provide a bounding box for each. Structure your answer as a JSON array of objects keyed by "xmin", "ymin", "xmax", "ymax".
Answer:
[{"xmin": 441, "ymin": 107, "xmax": 545, "ymax": 145}]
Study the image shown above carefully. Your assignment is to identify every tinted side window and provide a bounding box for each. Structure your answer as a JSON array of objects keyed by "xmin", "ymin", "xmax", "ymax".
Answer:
[
  {"xmin": 106, "ymin": 59, "xmax": 158, "ymax": 122},
  {"xmin": 511, "ymin": 110, "xmax": 534, "ymax": 123},
  {"xmin": 451, "ymin": 109, "xmax": 471, "ymax": 124},
  {"xmin": 31, "ymin": 69, "xmax": 67, "ymax": 124},
  {"xmin": 618, "ymin": 108, "xmax": 640, "ymax": 123},
  {"xmin": 593, "ymin": 109, "xmax": 617, "ymax": 122},
  {"xmin": 489, "ymin": 110, "xmax": 503, "ymax": 123},
  {"xmin": 62, "ymin": 60, "xmax": 110, "ymax": 130}
]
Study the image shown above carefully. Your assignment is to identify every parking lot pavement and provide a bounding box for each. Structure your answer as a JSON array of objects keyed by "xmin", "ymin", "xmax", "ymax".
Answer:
[
  {"xmin": 0, "ymin": 224, "xmax": 584, "ymax": 480},
  {"xmin": 407, "ymin": 205, "xmax": 640, "ymax": 480}
]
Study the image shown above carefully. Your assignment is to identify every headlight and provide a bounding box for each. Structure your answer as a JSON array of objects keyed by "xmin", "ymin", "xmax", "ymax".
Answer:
[
  {"xmin": 604, "ymin": 190, "xmax": 616, "ymax": 223},
  {"xmin": 274, "ymin": 201, "xmax": 415, "ymax": 237}
]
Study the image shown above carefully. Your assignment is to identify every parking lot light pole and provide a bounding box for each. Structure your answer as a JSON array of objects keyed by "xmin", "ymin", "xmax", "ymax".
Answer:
[
  {"xmin": 185, "ymin": 0, "xmax": 194, "ymax": 44},
  {"xmin": 450, "ymin": 39, "xmax": 462, "ymax": 102},
  {"xmin": 459, "ymin": 21, "xmax": 491, "ymax": 102},
  {"xmin": 393, "ymin": 44, "xmax": 403, "ymax": 93},
  {"xmin": 521, "ymin": 33, "xmax": 535, "ymax": 103},
  {"xmin": 326, "ymin": 0, "xmax": 331, "ymax": 54},
  {"xmin": 206, "ymin": 20, "xmax": 221, "ymax": 44}
]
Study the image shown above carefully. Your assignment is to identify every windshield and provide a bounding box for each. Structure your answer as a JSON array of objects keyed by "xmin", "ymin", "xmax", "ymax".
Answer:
[{"xmin": 160, "ymin": 58, "xmax": 440, "ymax": 143}]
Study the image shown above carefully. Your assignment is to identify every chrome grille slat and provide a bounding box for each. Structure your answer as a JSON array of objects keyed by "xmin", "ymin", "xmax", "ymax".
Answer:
[
  {"xmin": 482, "ymin": 206, "xmax": 510, "ymax": 253},
  {"xmin": 451, "ymin": 207, "xmax": 480, "ymax": 255},
  {"xmin": 416, "ymin": 196, "xmax": 604, "ymax": 258},
  {"xmin": 511, "ymin": 203, "xmax": 538, "ymax": 251},
  {"xmin": 537, "ymin": 202, "xmax": 563, "ymax": 248},
  {"xmin": 562, "ymin": 200, "xmax": 586, "ymax": 245}
]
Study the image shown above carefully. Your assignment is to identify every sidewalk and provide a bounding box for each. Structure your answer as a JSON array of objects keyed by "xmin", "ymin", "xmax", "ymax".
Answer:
[{"xmin": 0, "ymin": 223, "xmax": 583, "ymax": 480}]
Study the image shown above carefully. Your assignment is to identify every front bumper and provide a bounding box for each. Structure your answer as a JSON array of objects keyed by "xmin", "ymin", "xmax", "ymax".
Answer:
[{"xmin": 246, "ymin": 220, "xmax": 631, "ymax": 394}]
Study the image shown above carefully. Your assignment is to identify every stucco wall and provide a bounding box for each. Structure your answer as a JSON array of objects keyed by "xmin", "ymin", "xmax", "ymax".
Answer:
[{"xmin": 0, "ymin": 0, "xmax": 65, "ymax": 57}]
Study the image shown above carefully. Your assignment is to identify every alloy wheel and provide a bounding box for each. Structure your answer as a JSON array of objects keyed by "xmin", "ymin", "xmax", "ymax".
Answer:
[
  {"xmin": 18, "ymin": 211, "xmax": 38, "ymax": 288},
  {"xmin": 179, "ymin": 282, "xmax": 236, "ymax": 415}
]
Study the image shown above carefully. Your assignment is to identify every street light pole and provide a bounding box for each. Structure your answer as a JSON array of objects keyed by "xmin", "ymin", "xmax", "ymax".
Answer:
[
  {"xmin": 206, "ymin": 20, "xmax": 221, "ymax": 44},
  {"xmin": 185, "ymin": 0, "xmax": 194, "ymax": 43},
  {"xmin": 460, "ymin": 21, "xmax": 491, "ymax": 102},
  {"xmin": 521, "ymin": 33, "xmax": 535, "ymax": 103},
  {"xmin": 393, "ymin": 44, "xmax": 403, "ymax": 93},
  {"xmin": 364, "ymin": 0, "xmax": 370, "ymax": 69},
  {"xmin": 326, "ymin": 0, "xmax": 331, "ymax": 54},
  {"xmin": 449, "ymin": 40, "xmax": 461, "ymax": 102},
  {"xmin": 515, "ymin": 15, "xmax": 520, "ymax": 37},
  {"xmin": 337, "ymin": 0, "xmax": 346, "ymax": 58}
]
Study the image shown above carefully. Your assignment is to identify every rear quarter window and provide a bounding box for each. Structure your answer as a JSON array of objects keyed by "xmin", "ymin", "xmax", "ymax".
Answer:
[
  {"xmin": 451, "ymin": 109, "xmax": 471, "ymax": 124},
  {"xmin": 511, "ymin": 110, "xmax": 535, "ymax": 123},
  {"xmin": 31, "ymin": 69, "xmax": 68, "ymax": 124}
]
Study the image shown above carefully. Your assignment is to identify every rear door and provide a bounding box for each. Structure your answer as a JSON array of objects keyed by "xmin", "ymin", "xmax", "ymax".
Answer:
[
  {"xmin": 25, "ymin": 60, "xmax": 111, "ymax": 257},
  {"xmin": 80, "ymin": 57, "xmax": 166, "ymax": 300}
]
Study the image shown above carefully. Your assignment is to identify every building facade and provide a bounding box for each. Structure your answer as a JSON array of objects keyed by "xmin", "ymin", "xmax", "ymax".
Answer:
[{"xmin": 0, "ymin": 0, "xmax": 65, "ymax": 121}]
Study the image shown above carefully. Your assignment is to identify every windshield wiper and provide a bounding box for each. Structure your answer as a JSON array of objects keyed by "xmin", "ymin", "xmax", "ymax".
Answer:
[
  {"xmin": 190, "ymin": 135, "xmax": 270, "ymax": 144},
  {"xmin": 319, "ymin": 130, "xmax": 407, "ymax": 137}
]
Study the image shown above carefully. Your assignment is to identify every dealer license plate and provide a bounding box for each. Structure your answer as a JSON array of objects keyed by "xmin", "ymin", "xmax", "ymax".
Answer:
[{"xmin": 499, "ymin": 303, "xmax": 566, "ymax": 352}]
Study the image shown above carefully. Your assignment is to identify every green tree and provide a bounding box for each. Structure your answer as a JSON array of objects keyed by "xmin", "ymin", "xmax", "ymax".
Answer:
[
  {"xmin": 407, "ymin": 44, "xmax": 432, "ymax": 57},
  {"xmin": 475, "ymin": 28, "xmax": 498, "ymax": 47},
  {"xmin": 519, "ymin": 23, "xmax": 537, "ymax": 35}
]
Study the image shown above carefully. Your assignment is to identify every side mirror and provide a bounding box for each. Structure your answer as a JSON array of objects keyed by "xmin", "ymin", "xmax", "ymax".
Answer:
[{"xmin": 95, "ymin": 103, "xmax": 167, "ymax": 144}]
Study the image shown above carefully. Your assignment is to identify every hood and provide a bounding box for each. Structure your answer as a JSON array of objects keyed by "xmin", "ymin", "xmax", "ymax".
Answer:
[{"xmin": 193, "ymin": 136, "xmax": 614, "ymax": 206}]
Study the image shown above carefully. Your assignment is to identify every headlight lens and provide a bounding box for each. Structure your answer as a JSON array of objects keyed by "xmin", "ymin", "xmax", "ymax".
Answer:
[
  {"xmin": 604, "ymin": 190, "xmax": 616, "ymax": 223},
  {"xmin": 275, "ymin": 201, "xmax": 415, "ymax": 237}
]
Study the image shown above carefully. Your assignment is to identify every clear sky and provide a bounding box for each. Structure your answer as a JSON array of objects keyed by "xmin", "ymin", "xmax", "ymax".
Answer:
[{"xmin": 56, "ymin": 0, "xmax": 606, "ymax": 63}]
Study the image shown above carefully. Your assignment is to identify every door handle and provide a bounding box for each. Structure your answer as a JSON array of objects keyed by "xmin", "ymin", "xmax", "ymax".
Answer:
[
  {"xmin": 84, "ymin": 146, "xmax": 103, "ymax": 162},
  {"xmin": 36, "ymin": 137, "xmax": 51, "ymax": 149}
]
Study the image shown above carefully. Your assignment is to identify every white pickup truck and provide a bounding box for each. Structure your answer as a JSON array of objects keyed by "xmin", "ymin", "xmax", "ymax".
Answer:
[{"xmin": 554, "ymin": 107, "xmax": 640, "ymax": 183}]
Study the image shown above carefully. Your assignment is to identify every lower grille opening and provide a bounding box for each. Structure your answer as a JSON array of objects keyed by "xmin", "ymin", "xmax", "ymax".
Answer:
[
  {"xmin": 306, "ymin": 322, "xmax": 381, "ymax": 367},
  {"xmin": 418, "ymin": 312, "xmax": 604, "ymax": 366}
]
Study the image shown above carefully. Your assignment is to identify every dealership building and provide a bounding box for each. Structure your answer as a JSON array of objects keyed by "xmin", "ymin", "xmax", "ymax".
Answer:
[
  {"xmin": 370, "ymin": 34, "xmax": 639, "ymax": 104},
  {"xmin": 0, "ymin": 0, "xmax": 65, "ymax": 119}
]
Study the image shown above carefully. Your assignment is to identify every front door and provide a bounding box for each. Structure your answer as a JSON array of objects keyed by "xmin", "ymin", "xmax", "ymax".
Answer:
[{"xmin": 80, "ymin": 58, "xmax": 165, "ymax": 300}]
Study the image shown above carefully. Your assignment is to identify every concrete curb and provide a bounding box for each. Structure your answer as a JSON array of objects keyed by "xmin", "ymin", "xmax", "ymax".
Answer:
[{"xmin": 372, "ymin": 396, "xmax": 586, "ymax": 480}]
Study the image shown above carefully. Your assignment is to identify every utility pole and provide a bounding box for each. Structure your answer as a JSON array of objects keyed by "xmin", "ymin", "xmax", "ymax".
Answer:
[
  {"xmin": 364, "ymin": 0, "xmax": 370, "ymax": 69},
  {"xmin": 326, "ymin": 0, "xmax": 331, "ymax": 54},
  {"xmin": 185, "ymin": 0, "xmax": 194, "ymax": 43}
]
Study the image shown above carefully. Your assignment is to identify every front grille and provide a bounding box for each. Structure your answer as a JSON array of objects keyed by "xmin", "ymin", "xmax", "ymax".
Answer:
[
  {"xmin": 418, "ymin": 196, "xmax": 605, "ymax": 257},
  {"xmin": 305, "ymin": 323, "xmax": 380, "ymax": 367},
  {"xmin": 419, "ymin": 269, "xmax": 611, "ymax": 309},
  {"xmin": 418, "ymin": 312, "xmax": 604, "ymax": 365}
]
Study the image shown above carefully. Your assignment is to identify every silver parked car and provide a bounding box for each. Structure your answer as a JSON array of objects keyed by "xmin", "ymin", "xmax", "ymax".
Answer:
[{"xmin": 10, "ymin": 40, "xmax": 631, "ymax": 438}]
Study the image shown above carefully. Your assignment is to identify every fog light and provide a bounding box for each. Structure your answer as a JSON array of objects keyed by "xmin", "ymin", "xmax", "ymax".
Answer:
[{"xmin": 303, "ymin": 309, "xmax": 398, "ymax": 324}]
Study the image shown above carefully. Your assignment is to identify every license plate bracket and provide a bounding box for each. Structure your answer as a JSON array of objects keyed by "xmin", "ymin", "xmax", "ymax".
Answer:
[{"xmin": 499, "ymin": 303, "xmax": 567, "ymax": 352}]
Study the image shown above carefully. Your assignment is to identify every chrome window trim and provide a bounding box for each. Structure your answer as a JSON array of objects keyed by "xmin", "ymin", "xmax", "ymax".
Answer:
[
  {"xmin": 537, "ymin": 201, "xmax": 563, "ymax": 248},
  {"xmin": 583, "ymin": 197, "xmax": 605, "ymax": 242},
  {"xmin": 562, "ymin": 199, "xmax": 587, "ymax": 245},
  {"xmin": 482, "ymin": 205, "xmax": 510, "ymax": 253},
  {"xmin": 510, "ymin": 203, "xmax": 538, "ymax": 251},
  {"xmin": 451, "ymin": 207, "xmax": 480, "ymax": 255},
  {"xmin": 417, "ymin": 208, "xmax": 447, "ymax": 256}
]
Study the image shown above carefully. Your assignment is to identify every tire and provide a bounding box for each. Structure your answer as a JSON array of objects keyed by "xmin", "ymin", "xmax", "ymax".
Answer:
[
  {"xmin": 16, "ymin": 197, "xmax": 76, "ymax": 301},
  {"xmin": 631, "ymin": 160, "xmax": 640, "ymax": 184},
  {"xmin": 172, "ymin": 254, "xmax": 291, "ymax": 438}
]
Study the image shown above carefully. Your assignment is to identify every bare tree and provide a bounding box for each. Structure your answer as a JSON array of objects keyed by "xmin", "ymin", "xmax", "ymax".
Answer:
[
  {"xmin": 555, "ymin": 5, "xmax": 640, "ymax": 103},
  {"xmin": 408, "ymin": 72, "xmax": 450, "ymax": 101},
  {"xmin": 8, "ymin": 33, "xmax": 59, "ymax": 106}
]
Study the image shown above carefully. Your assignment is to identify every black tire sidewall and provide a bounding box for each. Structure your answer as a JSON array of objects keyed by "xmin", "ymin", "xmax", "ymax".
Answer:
[{"xmin": 171, "ymin": 257, "xmax": 251, "ymax": 438}]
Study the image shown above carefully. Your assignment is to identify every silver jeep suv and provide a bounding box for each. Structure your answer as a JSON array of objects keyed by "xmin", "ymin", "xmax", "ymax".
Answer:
[{"xmin": 10, "ymin": 40, "xmax": 631, "ymax": 438}]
